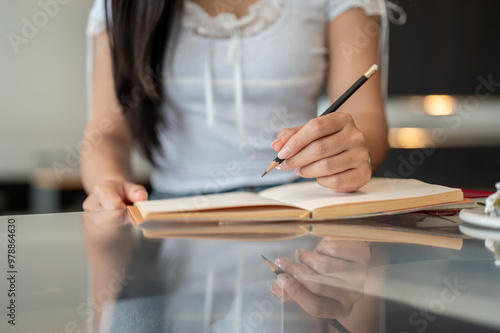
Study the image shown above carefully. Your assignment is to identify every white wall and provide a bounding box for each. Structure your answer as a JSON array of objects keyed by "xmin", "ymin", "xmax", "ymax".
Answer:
[{"xmin": 0, "ymin": 0, "xmax": 93, "ymax": 181}]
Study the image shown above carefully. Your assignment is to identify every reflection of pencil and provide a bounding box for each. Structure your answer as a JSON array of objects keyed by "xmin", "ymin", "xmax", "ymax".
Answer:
[
  {"xmin": 261, "ymin": 255, "xmax": 285, "ymax": 275},
  {"xmin": 327, "ymin": 318, "xmax": 350, "ymax": 333},
  {"xmin": 261, "ymin": 255, "xmax": 350, "ymax": 333}
]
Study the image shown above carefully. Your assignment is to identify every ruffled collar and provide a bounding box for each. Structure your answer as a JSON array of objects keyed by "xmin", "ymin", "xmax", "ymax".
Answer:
[{"xmin": 183, "ymin": 0, "xmax": 285, "ymax": 38}]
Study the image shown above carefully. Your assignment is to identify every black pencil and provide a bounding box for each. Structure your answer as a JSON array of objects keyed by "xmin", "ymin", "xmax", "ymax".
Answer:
[
  {"xmin": 261, "ymin": 255, "xmax": 350, "ymax": 333},
  {"xmin": 261, "ymin": 64, "xmax": 379, "ymax": 177}
]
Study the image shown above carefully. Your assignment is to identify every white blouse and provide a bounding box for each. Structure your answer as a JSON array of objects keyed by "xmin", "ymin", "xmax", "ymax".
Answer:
[{"xmin": 86, "ymin": 0, "xmax": 388, "ymax": 195}]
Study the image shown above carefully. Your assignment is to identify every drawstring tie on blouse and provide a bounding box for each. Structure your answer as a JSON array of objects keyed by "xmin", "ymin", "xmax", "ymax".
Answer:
[{"xmin": 204, "ymin": 29, "xmax": 246, "ymax": 145}]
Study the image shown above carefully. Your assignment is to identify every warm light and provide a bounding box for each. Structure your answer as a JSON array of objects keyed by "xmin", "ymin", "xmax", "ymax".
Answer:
[
  {"xmin": 388, "ymin": 127, "xmax": 432, "ymax": 148},
  {"xmin": 423, "ymin": 95, "xmax": 455, "ymax": 116}
]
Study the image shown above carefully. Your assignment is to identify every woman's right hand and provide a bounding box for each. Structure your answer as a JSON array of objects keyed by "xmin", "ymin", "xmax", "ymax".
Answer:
[
  {"xmin": 270, "ymin": 239, "xmax": 370, "ymax": 319},
  {"xmin": 82, "ymin": 179, "xmax": 148, "ymax": 211}
]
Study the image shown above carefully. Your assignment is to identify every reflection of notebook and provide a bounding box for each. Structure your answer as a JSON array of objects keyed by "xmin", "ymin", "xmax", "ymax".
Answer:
[
  {"xmin": 137, "ymin": 219, "xmax": 466, "ymax": 250},
  {"xmin": 128, "ymin": 178, "xmax": 466, "ymax": 224}
]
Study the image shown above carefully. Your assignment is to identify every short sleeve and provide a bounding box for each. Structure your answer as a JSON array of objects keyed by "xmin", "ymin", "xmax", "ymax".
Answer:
[
  {"xmin": 86, "ymin": 0, "xmax": 108, "ymax": 36},
  {"xmin": 327, "ymin": 0, "xmax": 386, "ymax": 22},
  {"xmin": 85, "ymin": 0, "xmax": 110, "ymax": 120}
]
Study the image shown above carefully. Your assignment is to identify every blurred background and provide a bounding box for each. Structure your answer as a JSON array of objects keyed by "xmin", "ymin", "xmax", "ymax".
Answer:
[{"xmin": 0, "ymin": 0, "xmax": 499, "ymax": 214}]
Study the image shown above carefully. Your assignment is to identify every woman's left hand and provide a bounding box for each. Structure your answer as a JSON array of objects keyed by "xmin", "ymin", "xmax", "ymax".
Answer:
[{"xmin": 272, "ymin": 112, "xmax": 372, "ymax": 192}]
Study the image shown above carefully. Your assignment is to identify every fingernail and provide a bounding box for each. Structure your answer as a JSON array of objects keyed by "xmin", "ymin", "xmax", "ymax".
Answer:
[
  {"xmin": 277, "ymin": 274, "xmax": 291, "ymax": 288},
  {"xmin": 294, "ymin": 168, "xmax": 301, "ymax": 176},
  {"xmin": 275, "ymin": 258, "xmax": 285, "ymax": 270},
  {"xmin": 294, "ymin": 249, "xmax": 301, "ymax": 260},
  {"xmin": 276, "ymin": 161, "xmax": 287, "ymax": 170},
  {"xmin": 270, "ymin": 285, "xmax": 285, "ymax": 301},
  {"xmin": 271, "ymin": 136, "xmax": 283, "ymax": 147},
  {"xmin": 271, "ymin": 282, "xmax": 283, "ymax": 294},
  {"xmin": 136, "ymin": 190, "xmax": 148, "ymax": 198},
  {"xmin": 277, "ymin": 147, "xmax": 290, "ymax": 160}
]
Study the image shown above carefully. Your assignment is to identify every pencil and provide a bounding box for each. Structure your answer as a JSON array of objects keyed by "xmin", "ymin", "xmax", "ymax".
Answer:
[
  {"xmin": 261, "ymin": 255, "xmax": 350, "ymax": 333},
  {"xmin": 261, "ymin": 64, "xmax": 379, "ymax": 177},
  {"xmin": 261, "ymin": 255, "xmax": 285, "ymax": 275}
]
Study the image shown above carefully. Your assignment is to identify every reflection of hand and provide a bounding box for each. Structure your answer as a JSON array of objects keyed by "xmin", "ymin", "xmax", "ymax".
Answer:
[
  {"xmin": 271, "ymin": 112, "xmax": 372, "ymax": 192},
  {"xmin": 83, "ymin": 179, "xmax": 148, "ymax": 211},
  {"xmin": 82, "ymin": 209, "xmax": 135, "ymax": 332},
  {"xmin": 81, "ymin": 210, "xmax": 134, "ymax": 270},
  {"xmin": 270, "ymin": 239, "xmax": 370, "ymax": 319},
  {"xmin": 82, "ymin": 209, "xmax": 133, "ymax": 244}
]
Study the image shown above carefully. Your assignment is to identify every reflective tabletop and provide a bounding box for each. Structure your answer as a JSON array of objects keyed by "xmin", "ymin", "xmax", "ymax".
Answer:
[{"xmin": 0, "ymin": 210, "xmax": 499, "ymax": 333}]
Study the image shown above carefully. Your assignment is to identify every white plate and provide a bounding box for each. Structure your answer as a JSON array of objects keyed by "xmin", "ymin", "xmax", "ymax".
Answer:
[
  {"xmin": 459, "ymin": 208, "xmax": 500, "ymax": 229},
  {"xmin": 459, "ymin": 223, "xmax": 500, "ymax": 241}
]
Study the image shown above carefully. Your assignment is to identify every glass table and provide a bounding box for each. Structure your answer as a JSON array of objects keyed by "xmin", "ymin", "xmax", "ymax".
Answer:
[{"xmin": 0, "ymin": 209, "xmax": 499, "ymax": 333}]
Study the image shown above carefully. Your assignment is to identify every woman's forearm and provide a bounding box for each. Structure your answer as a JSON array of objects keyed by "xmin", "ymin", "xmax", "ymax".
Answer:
[{"xmin": 80, "ymin": 130, "xmax": 132, "ymax": 194}]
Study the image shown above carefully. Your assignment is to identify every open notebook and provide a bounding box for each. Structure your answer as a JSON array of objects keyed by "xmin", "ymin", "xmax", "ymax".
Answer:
[{"xmin": 127, "ymin": 178, "xmax": 466, "ymax": 224}]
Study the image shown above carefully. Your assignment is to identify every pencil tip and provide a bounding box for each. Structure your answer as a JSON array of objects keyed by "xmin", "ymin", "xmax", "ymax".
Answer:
[
  {"xmin": 262, "ymin": 255, "xmax": 285, "ymax": 275},
  {"xmin": 262, "ymin": 159, "xmax": 282, "ymax": 177}
]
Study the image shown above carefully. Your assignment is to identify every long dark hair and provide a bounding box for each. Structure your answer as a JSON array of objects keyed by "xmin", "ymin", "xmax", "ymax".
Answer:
[{"xmin": 105, "ymin": 0, "xmax": 182, "ymax": 165}]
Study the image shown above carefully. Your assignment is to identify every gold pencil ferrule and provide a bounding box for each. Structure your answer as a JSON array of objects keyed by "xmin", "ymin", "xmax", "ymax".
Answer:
[{"xmin": 364, "ymin": 64, "xmax": 379, "ymax": 79}]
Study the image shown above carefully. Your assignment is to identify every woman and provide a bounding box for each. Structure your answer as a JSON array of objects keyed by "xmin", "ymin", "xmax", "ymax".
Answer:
[{"xmin": 81, "ymin": 0, "xmax": 389, "ymax": 211}]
